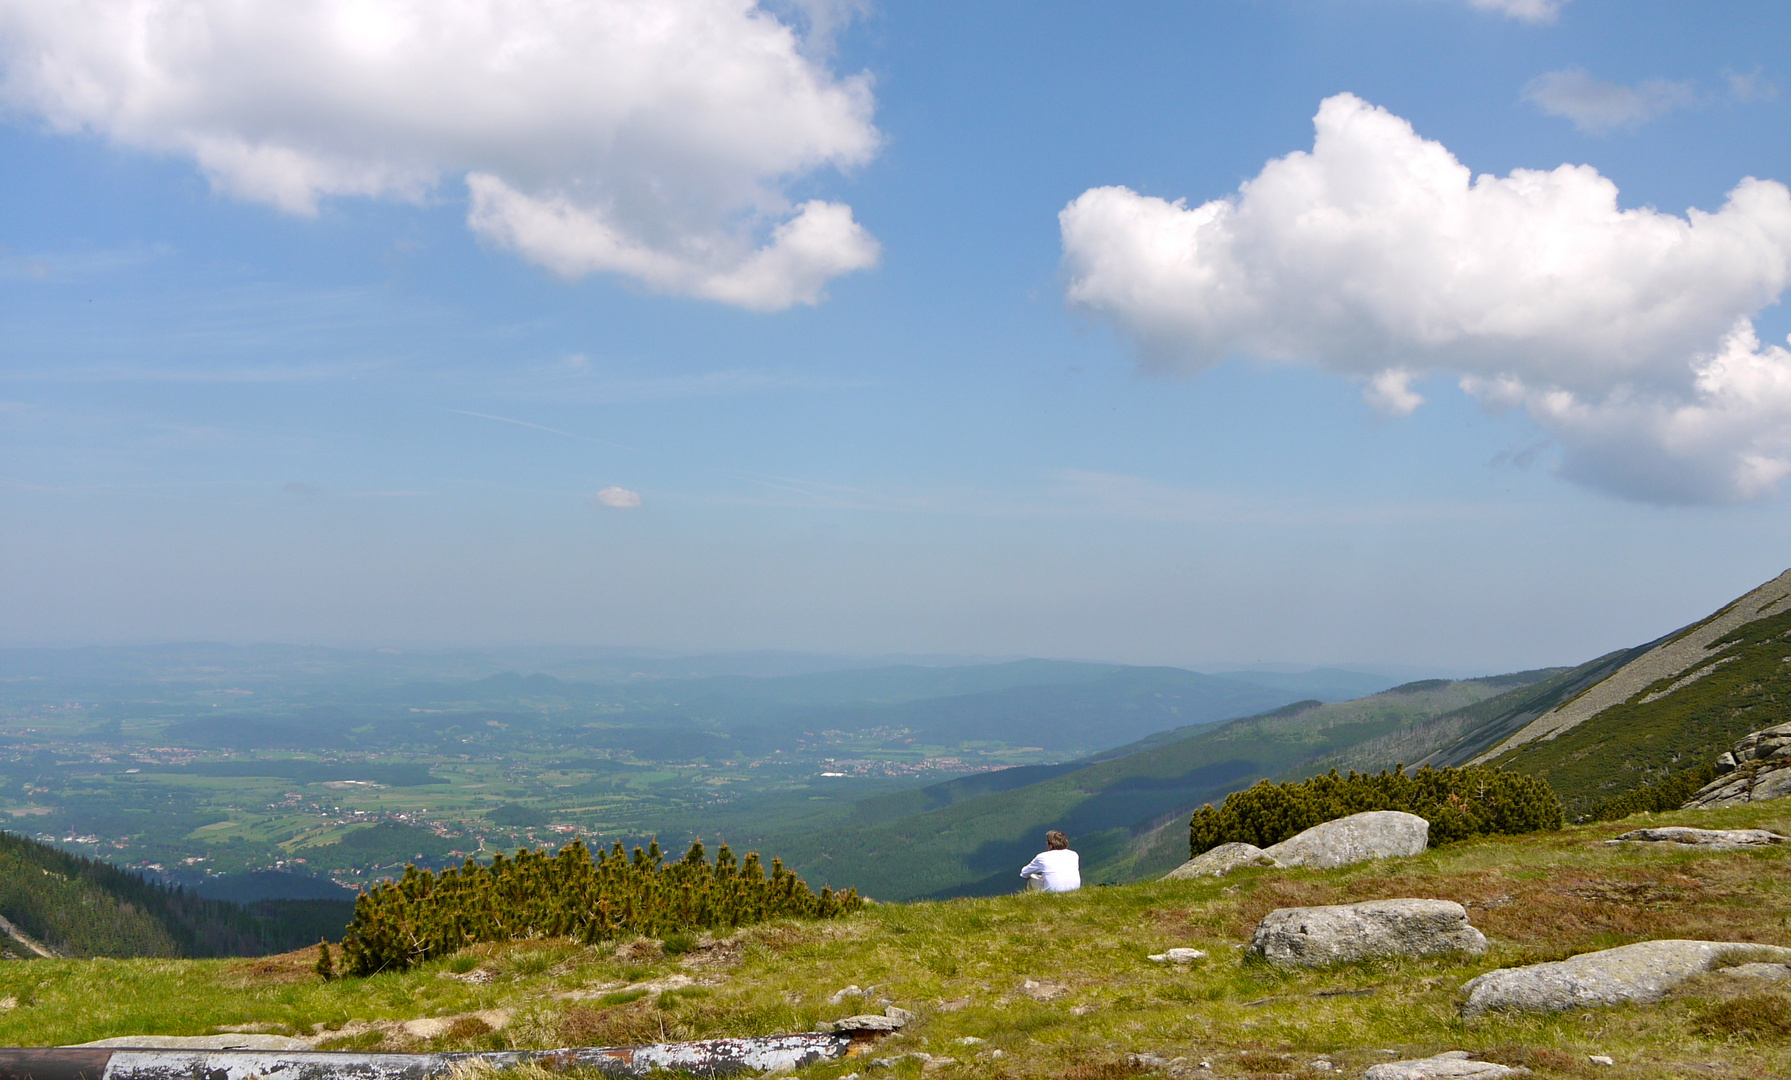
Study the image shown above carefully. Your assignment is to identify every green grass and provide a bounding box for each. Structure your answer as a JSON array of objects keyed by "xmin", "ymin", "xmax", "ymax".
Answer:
[{"xmin": 5, "ymin": 803, "xmax": 1791, "ymax": 1078}]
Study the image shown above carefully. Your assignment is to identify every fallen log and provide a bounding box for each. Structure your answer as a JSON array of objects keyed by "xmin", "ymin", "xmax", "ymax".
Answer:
[{"xmin": 0, "ymin": 1033, "xmax": 877, "ymax": 1080}]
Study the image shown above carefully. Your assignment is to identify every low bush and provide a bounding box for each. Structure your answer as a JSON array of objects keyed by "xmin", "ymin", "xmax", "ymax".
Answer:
[
  {"xmin": 1582, "ymin": 762, "xmax": 1718, "ymax": 822},
  {"xmin": 340, "ymin": 839, "xmax": 861, "ymax": 976},
  {"xmin": 1188, "ymin": 764, "xmax": 1563, "ymax": 857}
]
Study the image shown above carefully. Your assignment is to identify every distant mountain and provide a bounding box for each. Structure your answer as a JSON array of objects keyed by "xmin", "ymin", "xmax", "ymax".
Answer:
[
  {"xmin": 807, "ymin": 667, "xmax": 1311, "ymax": 753},
  {"xmin": 1210, "ymin": 668, "xmax": 1403, "ymax": 703},
  {"xmin": 0, "ymin": 831, "xmax": 354, "ymax": 958},
  {"xmin": 764, "ymin": 673, "xmax": 1547, "ymax": 900}
]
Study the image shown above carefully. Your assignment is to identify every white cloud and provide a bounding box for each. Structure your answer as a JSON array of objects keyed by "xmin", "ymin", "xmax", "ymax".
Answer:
[
  {"xmin": 1059, "ymin": 93, "xmax": 1791, "ymax": 504},
  {"xmin": 590, "ymin": 486, "xmax": 644, "ymax": 509},
  {"xmin": 0, "ymin": 0, "xmax": 880, "ymax": 309},
  {"xmin": 1466, "ymin": 0, "xmax": 1569, "ymax": 24},
  {"xmin": 1523, "ymin": 68, "xmax": 1697, "ymax": 134},
  {"xmin": 1364, "ymin": 369, "xmax": 1425, "ymax": 418}
]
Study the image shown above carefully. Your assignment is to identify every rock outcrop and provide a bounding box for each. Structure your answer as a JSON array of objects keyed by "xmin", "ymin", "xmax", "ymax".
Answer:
[
  {"xmin": 1162, "ymin": 811, "xmax": 1429, "ymax": 880},
  {"xmin": 1248, "ymin": 899, "xmax": 1486, "ymax": 967},
  {"xmin": 1363, "ymin": 1051, "xmax": 1529, "ymax": 1080},
  {"xmin": 1261, "ymin": 811, "xmax": 1429, "ymax": 870},
  {"xmin": 1607, "ymin": 826, "xmax": 1788, "ymax": 848},
  {"xmin": 1684, "ymin": 722, "xmax": 1791, "ymax": 808},
  {"xmin": 1162, "ymin": 842, "xmax": 1278, "ymax": 879},
  {"xmin": 1460, "ymin": 940, "xmax": 1791, "ymax": 1017}
]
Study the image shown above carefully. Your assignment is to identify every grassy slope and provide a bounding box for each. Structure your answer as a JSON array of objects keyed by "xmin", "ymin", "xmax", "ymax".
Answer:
[
  {"xmin": 6, "ymin": 802, "xmax": 1790, "ymax": 1080},
  {"xmin": 765, "ymin": 677, "xmax": 1540, "ymax": 901},
  {"xmin": 1483, "ymin": 606, "xmax": 1791, "ymax": 813}
]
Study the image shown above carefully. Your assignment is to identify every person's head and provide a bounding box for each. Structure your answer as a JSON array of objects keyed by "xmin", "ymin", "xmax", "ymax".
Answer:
[{"xmin": 1045, "ymin": 830, "xmax": 1069, "ymax": 851}]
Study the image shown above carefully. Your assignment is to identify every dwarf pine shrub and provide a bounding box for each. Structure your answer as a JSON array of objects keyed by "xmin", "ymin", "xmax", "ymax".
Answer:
[
  {"xmin": 1582, "ymin": 762, "xmax": 1717, "ymax": 822},
  {"xmin": 1188, "ymin": 764, "xmax": 1562, "ymax": 857},
  {"xmin": 339, "ymin": 838, "xmax": 861, "ymax": 975}
]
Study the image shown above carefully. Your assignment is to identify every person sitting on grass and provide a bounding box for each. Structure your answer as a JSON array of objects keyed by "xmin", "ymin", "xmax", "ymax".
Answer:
[{"xmin": 1019, "ymin": 830, "xmax": 1080, "ymax": 893}]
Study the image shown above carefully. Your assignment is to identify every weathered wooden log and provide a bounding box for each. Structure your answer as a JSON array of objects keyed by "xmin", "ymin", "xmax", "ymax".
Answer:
[{"xmin": 0, "ymin": 1034, "xmax": 872, "ymax": 1080}]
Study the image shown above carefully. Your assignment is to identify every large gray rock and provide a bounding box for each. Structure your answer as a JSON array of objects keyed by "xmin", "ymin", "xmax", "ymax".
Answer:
[
  {"xmin": 1685, "ymin": 722, "xmax": 1791, "ymax": 808},
  {"xmin": 70, "ymin": 1035, "xmax": 314, "ymax": 1050},
  {"xmin": 1261, "ymin": 811, "xmax": 1430, "ymax": 870},
  {"xmin": 1162, "ymin": 842, "xmax": 1280, "ymax": 880},
  {"xmin": 1364, "ymin": 1051, "xmax": 1529, "ymax": 1080},
  {"xmin": 1248, "ymin": 899, "xmax": 1486, "ymax": 967},
  {"xmin": 1460, "ymin": 939, "xmax": 1791, "ymax": 1017},
  {"xmin": 1608, "ymin": 826, "xmax": 1788, "ymax": 848}
]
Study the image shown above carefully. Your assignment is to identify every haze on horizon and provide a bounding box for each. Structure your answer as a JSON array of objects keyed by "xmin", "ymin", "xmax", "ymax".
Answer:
[{"xmin": 4, "ymin": 0, "xmax": 1791, "ymax": 675}]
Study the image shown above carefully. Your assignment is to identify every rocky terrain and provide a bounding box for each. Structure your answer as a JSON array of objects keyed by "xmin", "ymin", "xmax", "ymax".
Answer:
[{"xmin": 1684, "ymin": 721, "xmax": 1791, "ymax": 808}]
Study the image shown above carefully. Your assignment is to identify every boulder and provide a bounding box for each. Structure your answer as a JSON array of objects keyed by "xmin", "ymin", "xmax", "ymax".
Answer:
[
  {"xmin": 1162, "ymin": 842, "xmax": 1280, "ymax": 880},
  {"xmin": 70, "ymin": 1035, "xmax": 314, "ymax": 1050},
  {"xmin": 1684, "ymin": 722, "xmax": 1791, "ymax": 808},
  {"xmin": 1248, "ymin": 899, "xmax": 1486, "ymax": 967},
  {"xmin": 1262, "ymin": 811, "xmax": 1430, "ymax": 870},
  {"xmin": 1607, "ymin": 826, "xmax": 1788, "ymax": 848},
  {"xmin": 1460, "ymin": 940, "xmax": 1791, "ymax": 1017},
  {"xmin": 1364, "ymin": 1051, "xmax": 1529, "ymax": 1080}
]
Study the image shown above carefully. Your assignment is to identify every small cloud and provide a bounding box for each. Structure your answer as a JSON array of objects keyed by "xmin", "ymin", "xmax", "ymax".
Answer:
[
  {"xmin": 1525, "ymin": 68, "xmax": 1690, "ymax": 135},
  {"xmin": 1363, "ymin": 369, "xmax": 1425, "ymax": 418},
  {"xmin": 1491, "ymin": 440, "xmax": 1552, "ymax": 471},
  {"xmin": 282, "ymin": 481, "xmax": 321, "ymax": 495},
  {"xmin": 1727, "ymin": 67, "xmax": 1779, "ymax": 103},
  {"xmin": 1467, "ymin": 0, "xmax": 1569, "ymax": 24},
  {"xmin": 589, "ymin": 486, "xmax": 643, "ymax": 509},
  {"xmin": 1523, "ymin": 68, "xmax": 1698, "ymax": 134}
]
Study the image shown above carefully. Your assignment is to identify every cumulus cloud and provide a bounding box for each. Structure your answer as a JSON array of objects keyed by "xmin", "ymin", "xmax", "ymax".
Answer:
[
  {"xmin": 1524, "ymin": 68, "xmax": 1698, "ymax": 134},
  {"xmin": 1466, "ymin": 0, "xmax": 1569, "ymax": 24},
  {"xmin": 590, "ymin": 486, "xmax": 644, "ymax": 509},
  {"xmin": 0, "ymin": 0, "xmax": 880, "ymax": 308},
  {"xmin": 1059, "ymin": 93, "xmax": 1791, "ymax": 504}
]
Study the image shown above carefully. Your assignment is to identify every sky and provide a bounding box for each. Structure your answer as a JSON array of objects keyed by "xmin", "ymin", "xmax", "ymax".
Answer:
[{"xmin": 3, "ymin": 0, "xmax": 1790, "ymax": 674}]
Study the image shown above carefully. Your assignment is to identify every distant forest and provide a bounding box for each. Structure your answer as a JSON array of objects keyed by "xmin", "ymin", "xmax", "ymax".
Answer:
[{"xmin": 0, "ymin": 831, "xmax": 354, "ymax": 958}]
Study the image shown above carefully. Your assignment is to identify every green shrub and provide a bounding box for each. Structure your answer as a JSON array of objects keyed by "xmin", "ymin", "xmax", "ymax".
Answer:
[
  {"xmin": 1188, "ymin": 764, "xmax": 1563, "ymax": 857},
  {"xmin": 339, "ymin": 839, "xmax": 860, "ymax": 976},
  {"xmin": 1582, "ymin": 763, "xmax": 1718, "ymax": 822}
]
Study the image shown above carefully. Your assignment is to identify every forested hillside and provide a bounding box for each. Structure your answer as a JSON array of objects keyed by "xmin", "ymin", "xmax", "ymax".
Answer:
[
  {"xmin": 0, "ymin": 832, "xmax": 353, "ymax": 958},
  {"xmin": 765, "ymin": 674, "xmax": 1549, "ymax": 900}
]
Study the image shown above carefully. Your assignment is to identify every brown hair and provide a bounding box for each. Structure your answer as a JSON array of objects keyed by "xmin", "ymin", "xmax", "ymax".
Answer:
[{"xmin": 1045, "ymin": 830, "xmax": 1069, "ymax": 850}]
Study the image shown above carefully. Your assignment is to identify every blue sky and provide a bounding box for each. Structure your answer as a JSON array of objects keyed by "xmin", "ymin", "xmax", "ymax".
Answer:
[{"xmin": 3, "ymin": 0, "xmax": 1790, "ymax": 672}]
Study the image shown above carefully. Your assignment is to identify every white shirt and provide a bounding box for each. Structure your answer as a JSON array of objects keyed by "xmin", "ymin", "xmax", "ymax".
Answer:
[{"xmin": 1019, "ymin": 848, "xmax": 1081, "ymax": 892}]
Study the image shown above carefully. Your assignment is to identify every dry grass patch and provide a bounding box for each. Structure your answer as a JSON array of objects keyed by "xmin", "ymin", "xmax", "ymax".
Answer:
[{"xmin": 1694, "ymin": 991, "xmax": 1791, "ymax": 1041}]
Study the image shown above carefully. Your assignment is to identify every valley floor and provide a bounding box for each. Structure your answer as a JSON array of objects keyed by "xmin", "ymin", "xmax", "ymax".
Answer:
[{"xmin": 3, "ymin": 804, "xmax": 1790, "ymax": 1079}]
